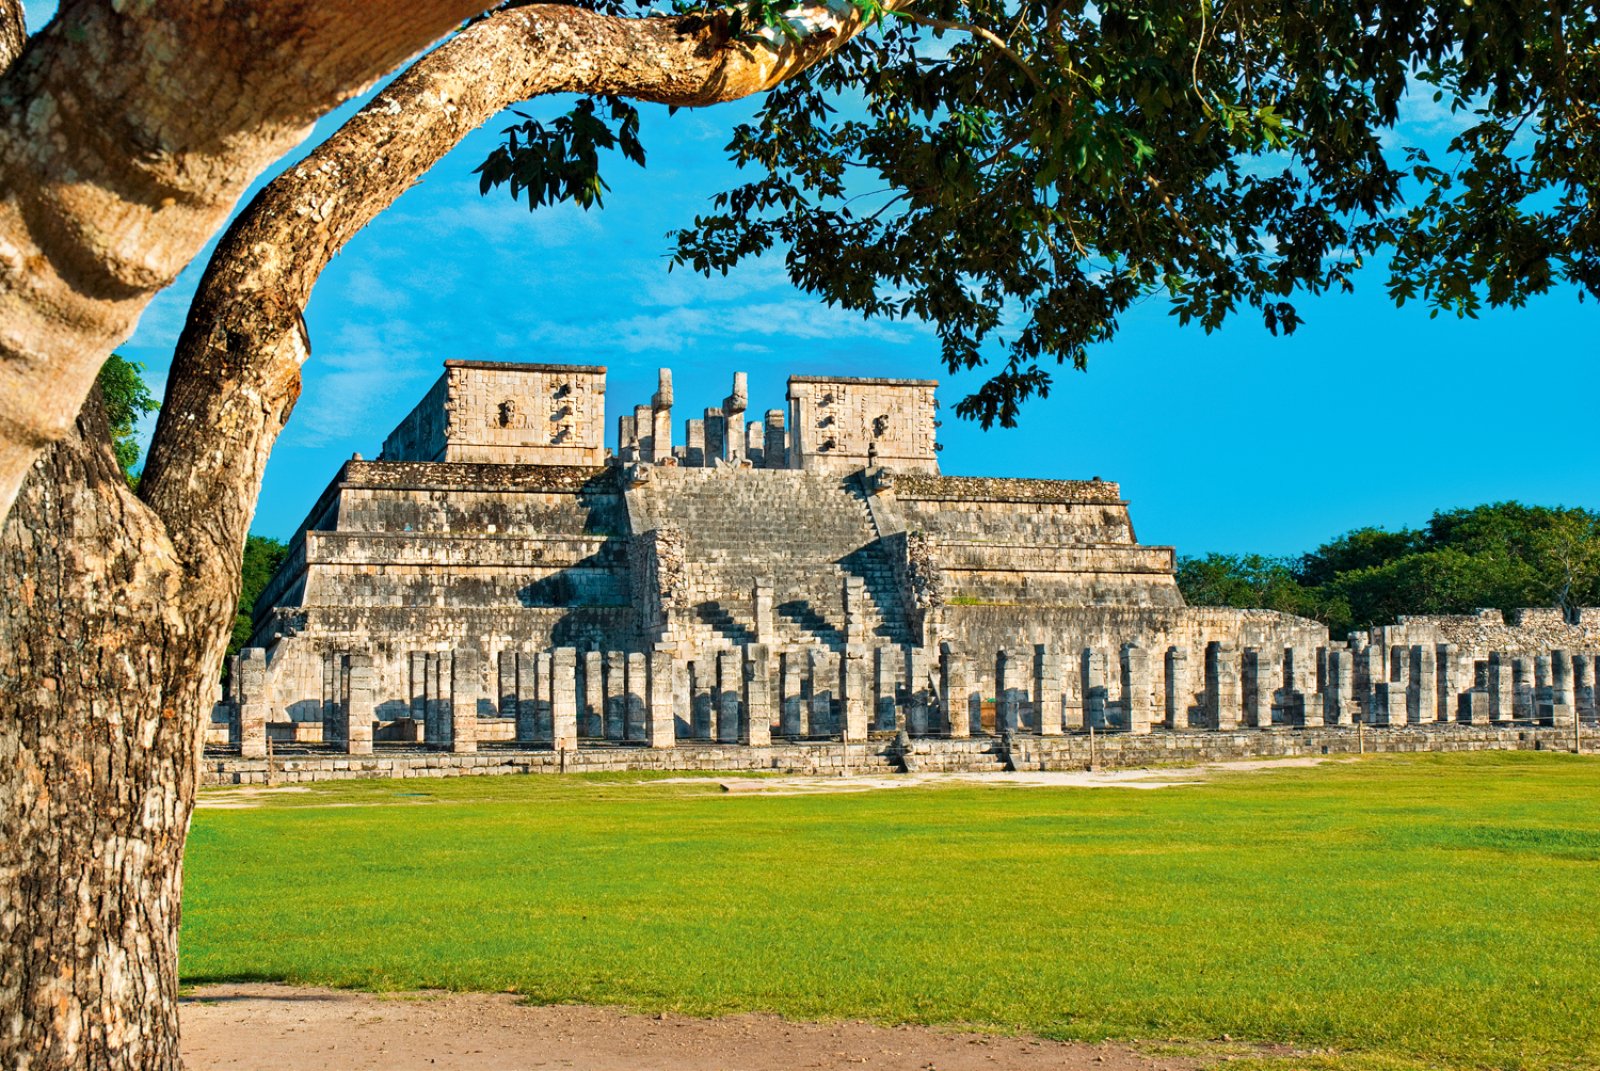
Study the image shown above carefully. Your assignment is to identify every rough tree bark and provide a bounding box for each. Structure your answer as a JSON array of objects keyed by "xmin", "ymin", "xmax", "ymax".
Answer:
[
  {"xmin": 0, "ymin": 0, "xmax": 491, "ymax": 521},
  {"xmin": 0, "ymin": 3, "xmax": 903, "ymax": 1068}
]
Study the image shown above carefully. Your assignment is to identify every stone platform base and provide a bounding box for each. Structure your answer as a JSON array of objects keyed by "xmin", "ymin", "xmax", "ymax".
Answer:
[{"xmin": 200, "ymin": 726, "xmax": 1582, "ymax": 787}]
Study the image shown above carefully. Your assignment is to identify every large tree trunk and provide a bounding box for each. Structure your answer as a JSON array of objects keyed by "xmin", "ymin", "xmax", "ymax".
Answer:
[
  {"xmin": 0, "ymin": 3, "xmax": 902, "ymax": 1067},
  {"xmin": 0, "ymin": 397, "xmax": 197, "ymax": 1070},
  {"xmin": 0, "ymin": 0, "xmax": 489, "ymax": 522}
]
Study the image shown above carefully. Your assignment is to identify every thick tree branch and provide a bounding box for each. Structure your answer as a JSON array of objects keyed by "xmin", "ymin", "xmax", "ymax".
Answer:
[
  {"xmin": 0, "ymin": 0, "xmax": 23, "ymax": 75},
  {"xmin": 141, "ymin": 0, "xmax": 908, "ymax": 607},
  {"xmin": 0, "ymin": 0, "xmax": 491, "ymax": 522}
]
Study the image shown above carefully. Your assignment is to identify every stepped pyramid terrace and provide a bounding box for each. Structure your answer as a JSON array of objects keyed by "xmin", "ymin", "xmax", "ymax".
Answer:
[{"xmin": 213, "ymin": 359, "xmax": 1599, "ymax": 782}]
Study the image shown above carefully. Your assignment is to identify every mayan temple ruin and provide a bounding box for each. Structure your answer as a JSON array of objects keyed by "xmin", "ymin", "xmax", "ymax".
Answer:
[{"xmin": 213, "ymin": 358, "xmax": 1596, "ymax": 782}]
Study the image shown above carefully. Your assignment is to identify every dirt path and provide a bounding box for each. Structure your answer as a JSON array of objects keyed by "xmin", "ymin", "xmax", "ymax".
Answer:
[{"xmin": 182, "ymin": 985, "xmax": 1203, "ymax": 1071}]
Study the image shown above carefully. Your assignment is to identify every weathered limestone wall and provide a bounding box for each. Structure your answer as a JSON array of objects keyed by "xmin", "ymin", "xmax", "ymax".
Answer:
[
  {"xmin": 788, "ymin": 376, "xmax": 939, "ymax": 474},
  {"xmin": 381, "ymin": 361, "xmax": 606, "ymax": 466}
]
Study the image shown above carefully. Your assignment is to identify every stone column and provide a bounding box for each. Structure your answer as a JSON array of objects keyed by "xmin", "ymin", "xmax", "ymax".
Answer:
[
  {"xmin": 722, "ymin": 372, "xmax": 748, "ymax": 464},
  {"xmin": 552, "ymin": 647, "xmax": 579, "ymax": 751},
  {"xmin": 1164, "ymin": 646, "xmax": 1191, "ymax": 730},
  {"xmin": 1080, "ymin": 648, "xmax": 1108, "ymax": 730},
  {"xmin": 905, "ymin": 646, "xmax": 933, "ymax": 737},
  {"xmin": 581, "ymin": 651, "xmax": 604, "ymax": 737},
  {"xmin": 604, "ymin": 651, "xmax": 627, "ymax": 740},
  {"xmin": 646, "ymin": 647, "xmax": 677, "ymax": 748},
  {"xmin": 322, "ymin": 651, "xmax": 345, "ymax": 751},
  {"xmin": 515, "ymin": 653, "xmax": 539, "ymax": 744},
  {"xmin": 763, "ymin": 410, "xmax": 786, "ymax": 469},
  {"xmin": 684, "ymin": 418, "xmax": 706, "ymax": 467},
  {"xmin": 426, "ymin": 651, "xmax": 450, "ymax": 747},
  {"xmin": 626, "ymin": 652, "xmax": 648, "ymax": 741},
  {"xmin": 690, "ymin": 659, "xmax": 716, "ymax": 740},
  {"xmin": 617, "ymin": 413, "xmax": 638, "ymax": 462},
  {"xmin": 780, "ymin": 653, "xmax": 805, "ymax": 737},
  {"xmin": 1574, "ymin": 653, "xmax": 1595, "ymax": 723},
  {"xmin": 447, "ymin": 649, "xmax": 481, "ymax": 754},
  {"xmin": 1388, "ymin": 648, "xmax": 1411, "ymax": 726},
  {"xmin": 1551, "ymin": 649, "xmax": 1575, "ymax": 728},
  {"xmin": 873, "ymin": 646, "xmax": 899, "ymax": 732},
  {"xmin": 1513, "ymin": 656, "xmax": 1534, "ymax": 721},
  {"xmin": 1120, "ymin": 643, "xmax": 1152, "ymax": 735},
  {"xmin": 809, "ymin": 648, "xmax": 836, "ymax": 736},
  {"xmin": 841, "ymin": 646, "xmax": 870, "ymax": 741},
  {"xmin": 1286, "ymin": 646, "xmax": 1314, "ymax": 726},
  {"xmin": 650, "ymin": 368, "xmax": 674, "ymax": 463},
  {"xmin": 996, "ymin": 649, "xmax": 1023, "ymax": 734},
  {"xmin": 1435, "ymin": 643, "xmax": 1458, "ymax": 723},
  {"xmin": 842, "ymin": 576, "xmax": 868, "ymax": 649},
  {"xmin": 409, "ymin": 651, "xmax": 429, "ymax": 732},
  {"xmin": 1243, "ymin": 647, "xmax": 1272, "ymax": 730},
  {"xmin": 716, "ymin": 648, "xmax": 742, "ymax": 743},
  {"xmin": 940, "ymin": 642, "xmax": 972, "ymax": 738},
  {"xmin": 1534, "ymin": 654, "xmax": 1553, "ymax": 725},
  {"xmin": 752, "ymin": 578, "xmax": 775, "ymax": 644},
  {"xmin": 1034, "ymin": 645, "xmax": 1063, "ymax": 735},
  {"xmin": 536, "ymin": 652, "xmax": 554, "ymax": 740},
  {"xmin": 1205, "ymin": 642, "xmax": 1239, "ymax": 731},
  {"xmin": 1408, "ymin": 645, "xmax": 1435, "ymax": 726},
  {"xmin": 742, "ymin": 644, "xmax": 773, "ymax": 745},
  {"xmin": 498, "ymin": 649, "xmax": 518, "ymax": 719},
  {"xmin": 1487, "ymin": 652, "xmax": 1512, "ymax": 724},
  {"xmin": 1355, "ymin": 643, "xmax": 1382, "ymax": 724},
  {"xmin": 237, "ymin": 647, "xmax": 269, "ymax": 759},
  {"xmin": 345, "ymin": 653, "xmax": 375, "ymax": 755},
  {"xmin": 1326, "ymin": 647, "xmax": 1355, "ymax": 726}
]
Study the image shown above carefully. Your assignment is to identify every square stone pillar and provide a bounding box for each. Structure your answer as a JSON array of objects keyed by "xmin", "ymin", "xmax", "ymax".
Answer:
[
  {"xmin": 581, "ymin": 651, "xmax": 604, "ymax": 737},
  {"xmin": 426, "ymin": 652, "xmax": 451, "ymax": 747},
  {"xmin": 1574, "ymin": 653, "xmax": 1595, "ymax": 723},
  {"xmin": 1080, "ymin": 648, "xmax": 1108, "ymax": 730},
  {"xmin": 1409, "ymin": 645, "xmax": 1435, "ymax": 726},
  {"xmin": 873, "ymin": 647, "xmax": 899, "ymax": 732},
  {"xmin": 1243, "ymin": 647, "xmax": 1272, "ymax": 730},
  {"xmin": 995, "ymin": 649, "xmax": 1024, "ymax": 734},
  {"xmin": 552, "ymin": 647, "xmax": 579, "ymax": 751},
  {"xmin": 1302, "ymin": 693, "xmax": 1325, "ymax": 728},
  {"xmin": 534, "ymin": 652, "xmax": 554, "ymax": 739},
  {"xmin": 408, "ymin": 651, "xmax": 429, "ymax": 730},
  {"xmin": 752, "ymin": 578, "xmax": 775, "ymax": 644},
  {"xmin": 237, "ymin": 648, "xmax": 270, "ymax": 759},
  {"xmin": 841, "ymin": 647, "xmax": 870, "ymax": 741},
  {"xmin": 321, "ymin": 651, "xmax": 345, "ymax": 751},
  {"xmin": 1286, "ymin": 646, "xmax": 1314, "ymax": 726},
  {"xmin": 604, "ymin": 651, "xmax": 627, "ymax": 740},
  {"xmin": 809, "ymin": 648, "xmax": 836, "ymax": 737},
  {"xmin": 646, "ymin": 648, "xmax": 677, "ymax": 748},
  {"xmin": 1205, "ymin": 642, "xmax": 1239, "ymax": 731},
  {"xmin": 1164, "ymin": 646, "xmax": 1191, "ymax": 730},
  {"xmin": 626, "ymin": 652, "xmax": 648, "ymax": 742},
  {"xmin": 1534, "ymin": 654, "xmax": 1553, "ymax": 724},
  {"xmin": 742, "ymin": 644, "xmax": 773, "ymax": 745},
  {"xmin": 1372, "ymin": 681, "xmax": 1401, "ymax": 726},
  {"xmin": 905, "ymin": 646, "xmax": 933, "ymax": 737},
  {"xmin": 1436, "ymin": 643, "xmax": 1458, "ymax": 722},
  {"xmin": 1120, "ymin": 643, "xmax": 1152, "ymax": 735},
  {"xmin": 1387, "ymin": 648, "xmax": 1411, "ymax": 726},
  {"xmin": 779, "ymin": 653, "xmax": 805, "ymax": 737},
  {"xmin": 684, "ymin": 418, "xmax": 705, "ymax": 467},
  {"xmin": 1487, "ymin": 652, "xmax": 1511, "ymax": 724},
  {"xmin": 1513, "ymin": 656, "xmax": 1534, "ymax": 721},
  {"xmin": 447, "ymin": 650, "xmax": 481, "ymax": 754},
  {"xmin": 940, "ymin": 642, "xmax": 972, "ymax": 738},
  {"xmin": 345, "ymin": 653, "xmax": 375, "ymax": 756},
  {"xmin": 1355, "ymin": 643, "xmax": 1382, "ymax": 724},
  {"xmin": 515, "ymin": 652, "xmax": 539, "ymax": 744},
  {"xmin": 763, "ymin": 410, "xmax": 786, "ymax": 469},
  {"xmin": 716, "ymin": 649, "xmax": 742, "ymax": 743},
  {"xmin": 1326, "ymin": 648, "xmax": 1355, "ymax": 726},
  {"xmin": 497, "ymin": 649, "xmax": 518, "ymax": 719},
  {"xmin": 1035, "ymin": 645, "xmax": 1063, "ymax": 735},
  {"xmin": 690, "ymin": 659, "xmax": 716, "ymax": 740},
  {"xmin": 1551, "ymin": 649, "xmax": 1575, "ymax": 728}
]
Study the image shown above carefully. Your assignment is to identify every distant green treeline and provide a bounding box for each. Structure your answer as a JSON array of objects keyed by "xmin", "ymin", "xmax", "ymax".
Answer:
[{"xmin": 1177, "ymin": 503, "xmax": 1600, "ymax": 637}]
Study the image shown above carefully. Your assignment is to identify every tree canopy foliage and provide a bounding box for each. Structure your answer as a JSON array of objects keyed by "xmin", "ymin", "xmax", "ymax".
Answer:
[
  {"xmin": 95, "ymin": 354, "xmax": 159, "ymax": 487},
  {"xmin": 480, "ymin": 0, "xmax": 1600, "ymax": 428},
  {"xmin": 1178, "ymin": 503, "xmax": 1600, "ymax": 635},
  {"xmin": 229, "ymin": 535, "xmax": 288, "ymax": 666}
]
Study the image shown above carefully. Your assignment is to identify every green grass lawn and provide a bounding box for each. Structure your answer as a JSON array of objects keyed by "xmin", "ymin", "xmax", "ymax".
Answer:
[{"xmin": 181, "ymin": 753, "xmax": 1600, "ymax": 1071}]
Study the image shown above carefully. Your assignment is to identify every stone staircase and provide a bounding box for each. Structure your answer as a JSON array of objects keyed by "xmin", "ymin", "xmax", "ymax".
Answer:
[{"xmin": 628, "ymin": 466, "xmax": 911, "ymax": 651}]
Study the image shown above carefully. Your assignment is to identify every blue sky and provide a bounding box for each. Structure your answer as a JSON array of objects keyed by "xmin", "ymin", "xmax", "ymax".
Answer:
[{"xmin": 33, "ymin": 7, "xmax": 1594, "ymax": 557}]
